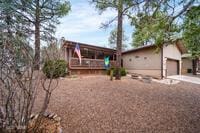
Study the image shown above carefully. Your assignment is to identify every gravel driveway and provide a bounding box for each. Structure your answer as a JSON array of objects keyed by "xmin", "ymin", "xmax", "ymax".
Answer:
[{"xmin": 35, "ymin": 75, "xmax": 200, "ymax": 133}]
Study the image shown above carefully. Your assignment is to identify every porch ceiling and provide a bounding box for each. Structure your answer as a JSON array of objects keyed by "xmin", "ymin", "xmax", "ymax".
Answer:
[{"xmin": 63, "ymin": 40, "xmax": 116, "ymax": 53}]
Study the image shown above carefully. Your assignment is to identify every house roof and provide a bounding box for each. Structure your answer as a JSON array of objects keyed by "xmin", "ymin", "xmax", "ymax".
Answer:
[
  {"xmin": 175, "ymin": 39, "xmax": 188, "ymax": 54},
  {"xmin": 122, "ymin": 39, "xmax": 188, "ymax": 55},
  {"xmin": 122, "ymin": 45, "xmax": 156, "ymax": 54},
  {"xmin": 62, "ymin": 40, "xmax": 116, "ymax": 53}
]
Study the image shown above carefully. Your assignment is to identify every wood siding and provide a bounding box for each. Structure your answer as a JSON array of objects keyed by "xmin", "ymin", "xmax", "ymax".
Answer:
[{"xmin": 182, "ymin": 58, "xmax": 193, "ymax": 74}]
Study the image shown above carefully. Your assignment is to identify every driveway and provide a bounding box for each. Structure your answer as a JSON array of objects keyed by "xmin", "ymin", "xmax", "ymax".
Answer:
[{"xmin": 167, "ymin": 75, "xmax": 200, "ymax": 85}]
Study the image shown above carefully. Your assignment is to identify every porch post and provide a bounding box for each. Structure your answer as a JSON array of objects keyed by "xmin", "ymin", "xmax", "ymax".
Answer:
[
  {"xmin": 69, "ymin": 48, "xmax": 72, "ymax": 64},
  {"xmin": 95, "ymin": 50, "xmax": 97, "ymax": 59},
  {"xmin": 179, "ymin": 60, "xmax": 182, "ymax": 75},
  {"xmin": 65, "ymin": 48, "xmax": 68, "ymax": 62}
]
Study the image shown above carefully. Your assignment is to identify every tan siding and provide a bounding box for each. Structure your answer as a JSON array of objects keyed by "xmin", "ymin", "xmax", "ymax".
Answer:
[
  {"xmin": 126, "ymin": 70, "xmax": 161, "ymax": 78},
  {"xmin": 182, "ymin": 58, "xmax": 193, "ymax": 74},
  {"xmin": 122, "ymin": 47, "xmax": 161, "ymax": 78},
  {"xmin": 163, "ymin": 44, "xmax": 182, "ymax": 77},
  {"xmin": 163, "ymin": 44, "xmax": 181, "ymax": 60}
]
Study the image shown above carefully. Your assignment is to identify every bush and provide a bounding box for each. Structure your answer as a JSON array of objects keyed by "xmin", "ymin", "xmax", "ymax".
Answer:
[
  {"xmin": 107, "ymin": 67, "xmax": 127, "ymax": 76},
  {"xmin": 42, "ymin": 60, "xmax": 67, "ymax": 78},
  {"xmin": 120, "ymin": 68, "xmax": 127, "ymax": 76}
]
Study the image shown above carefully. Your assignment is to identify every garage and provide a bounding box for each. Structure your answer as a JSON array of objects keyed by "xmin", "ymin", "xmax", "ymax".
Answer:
[{"xmin": 166, "ymin": 59, "xmax": 179, "ymax": 76}]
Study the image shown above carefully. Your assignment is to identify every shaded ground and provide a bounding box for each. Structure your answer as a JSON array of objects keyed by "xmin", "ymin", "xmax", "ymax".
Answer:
[{"xmin": 35, "ymin": 76, "xmax": 200, "ymax": 133}]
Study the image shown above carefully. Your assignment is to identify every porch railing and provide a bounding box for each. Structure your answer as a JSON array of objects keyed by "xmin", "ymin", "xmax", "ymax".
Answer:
[{"xmin": 69, "ymin": 57, "xmax": 116, "ymax": 69}]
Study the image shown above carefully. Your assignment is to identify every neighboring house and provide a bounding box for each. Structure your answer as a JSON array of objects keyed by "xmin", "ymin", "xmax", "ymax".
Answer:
[
  {"xmin": 181, "ymin": 54, "xmax": 193, "ymax": 74},
  {"xmin": 122, "ymin": 40, "xmax": 187, "ymax": 79},
  {"xmin": 182, "ymin": 54, "xmax": 200, "ymax": 74},
  {"xmin": 61, "ymin": 40, "xmax": 116, "ymax": 74}
]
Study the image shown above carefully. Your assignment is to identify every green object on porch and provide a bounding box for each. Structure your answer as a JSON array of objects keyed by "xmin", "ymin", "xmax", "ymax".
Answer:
[{"xmin": 104, "ymin": 56, "xmax": 110, "ymax": 69}]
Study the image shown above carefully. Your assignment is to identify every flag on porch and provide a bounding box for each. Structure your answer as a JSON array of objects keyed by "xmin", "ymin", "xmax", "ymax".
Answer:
[{"xmin": 74, "ymin": 43, "xmax": 81, "ymax": 64}]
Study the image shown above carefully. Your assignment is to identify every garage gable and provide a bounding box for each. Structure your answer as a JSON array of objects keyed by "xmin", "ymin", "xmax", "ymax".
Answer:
[
  {"xmin": 162, "ymin": 43, "xmax": 182, "ymax": 77},
  {"xmin": 163, "ymin": 43, "xmax": 182, "ymax": 61}
]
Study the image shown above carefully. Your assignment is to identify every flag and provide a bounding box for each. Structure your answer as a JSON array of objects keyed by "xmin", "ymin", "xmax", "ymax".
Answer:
[
  {"xmin": 104, "ymin": 56, "xmax": 110, "ymax": 69},
  {"xmin": 74, "ymin": 43, "xmax": 81, "ymax": 64}
]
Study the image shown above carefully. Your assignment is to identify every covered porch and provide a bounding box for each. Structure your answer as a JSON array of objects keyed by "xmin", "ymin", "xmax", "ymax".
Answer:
[
  {"xmin": 62, "ymin": 40, "xmax": 116, "ymax": 72},
  {"xmin": 69, "ymin": 58, "xmax": 116, "ymax": 69}
]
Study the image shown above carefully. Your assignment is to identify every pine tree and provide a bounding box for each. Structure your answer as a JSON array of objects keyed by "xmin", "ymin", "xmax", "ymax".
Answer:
[
  {"xmin": 13, "ymin": 0, "xmax": 71, "ymax": 70},
  {"xmin": 129, "ymin": 0, "xmax": 196, "ymax": 47},
  {"xmin": 131, "ymin": 11, "xmax": 180, "ymax": 48},
  {"xmin": 92, "ymin": 0, "xmax": 143, "ymax": 80},
  {"xmin": 108, "ymin": 28, "xmax": 128, "ymax": 51},
  {"xmin": 183, "ymin": 6, "xmax": 200, "ymax": 75}
]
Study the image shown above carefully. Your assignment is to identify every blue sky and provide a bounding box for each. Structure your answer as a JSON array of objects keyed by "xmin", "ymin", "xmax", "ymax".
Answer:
[{"xmin": 55, "ymin": 0, "xmax": 133, "ymax": 48}]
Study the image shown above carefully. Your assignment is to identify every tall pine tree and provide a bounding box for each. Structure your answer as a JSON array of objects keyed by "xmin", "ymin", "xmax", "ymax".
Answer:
[
  {"xmin": 129, "ymin": 0, "xmax": 196, "ymax": 47},
  {"xmin": 13, "ymin": 0, "xmax": 71, "ymax": 70},
  {"xmin": 108, "ymin": 28, "xmax": 128, "ymax": 51},
  {"xmin": 183, "ymin": 6, "xmax": 200, "ymax": 75},
  {"xmin": 92, "ymin": 0, "xmax": 144, "ymax": 79}
]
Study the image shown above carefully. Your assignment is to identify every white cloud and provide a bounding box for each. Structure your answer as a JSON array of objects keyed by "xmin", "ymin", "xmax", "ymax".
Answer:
[
  {"xmin": 56, "ymin": 3, "xmax": 115, "ymax": 34},
  {"xmin": 55, "ymin": 1, "xmax": 131, "ymax": 46}
]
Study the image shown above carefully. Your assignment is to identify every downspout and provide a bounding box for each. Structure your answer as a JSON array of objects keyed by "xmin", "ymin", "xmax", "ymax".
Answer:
[{"xmin": 161, "ymin": 46, "xmax": 164, "ymax": 79}]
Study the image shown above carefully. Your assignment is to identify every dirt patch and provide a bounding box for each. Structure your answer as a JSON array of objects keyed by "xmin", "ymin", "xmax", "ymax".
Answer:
[{"xmin": 34, "ymin": 75, "xmax": 200, "ymax": 132}]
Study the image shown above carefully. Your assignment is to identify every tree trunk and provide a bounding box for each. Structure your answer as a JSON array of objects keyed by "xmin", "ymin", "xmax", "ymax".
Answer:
[
  {"xmin": 115, "ymin": 0, "xmax": 123, "ymax": 80},
  {"xmin": 192, "ymin": 58, "xmax": 198, "ymax": 75},
  {"xmin": 34, "ymin": 0, "xmax": 40, "ymax": 70}
]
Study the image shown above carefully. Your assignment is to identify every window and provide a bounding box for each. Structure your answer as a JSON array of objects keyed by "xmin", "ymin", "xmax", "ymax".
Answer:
[
  {"xmin": 144, "ymin": 57, "xmax": 147, "ymax": 59},
  {"xmin": 129, "ymin": 58, "xmax": 132, "ymax": 61}
]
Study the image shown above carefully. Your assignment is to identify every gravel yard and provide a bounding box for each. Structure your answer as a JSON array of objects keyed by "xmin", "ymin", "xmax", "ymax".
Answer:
[{"xmin": 35, "ymin": 75, "xmax": 200, "ymax": 133}]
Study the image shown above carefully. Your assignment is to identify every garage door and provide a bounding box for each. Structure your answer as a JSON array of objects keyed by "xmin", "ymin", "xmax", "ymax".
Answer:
[{"xmin": 167, "ymin": 59, "xmax": 179, "ymax": 76}]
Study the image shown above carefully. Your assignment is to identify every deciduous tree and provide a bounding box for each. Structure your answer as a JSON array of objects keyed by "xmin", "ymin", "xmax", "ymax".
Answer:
[{"xmin": 0, "ymin": 1, "xmax": 65, "ymax": 132}]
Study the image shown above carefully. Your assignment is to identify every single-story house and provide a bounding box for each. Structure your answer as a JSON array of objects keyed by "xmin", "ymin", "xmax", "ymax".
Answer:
[
  {"xmin": 61, "ymin": 40, "xmax": 116, "ymax": 74},
  {"xmin": 122, "ymin": 40, "xmax": 187, "ymax": 79}
]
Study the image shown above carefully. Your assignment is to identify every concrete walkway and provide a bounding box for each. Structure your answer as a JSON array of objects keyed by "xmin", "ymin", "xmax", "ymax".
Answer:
[{"xmin": 167, "ymin": 75, "xmax": 200, "ymax": 85}]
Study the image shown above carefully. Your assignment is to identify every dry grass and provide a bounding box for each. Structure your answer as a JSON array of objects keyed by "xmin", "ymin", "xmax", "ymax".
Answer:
[{"xmin": 34, "ymin": 75, "xmax": 200, "ymax": 133}]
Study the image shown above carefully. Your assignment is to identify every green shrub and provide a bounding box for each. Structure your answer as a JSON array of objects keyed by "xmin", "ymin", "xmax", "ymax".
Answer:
[
  {"xmin": 42, "ymin": 59, "xmax": 67, "ymax": 78},
  {"xmin": 120, "ymin": 68, "xmax": 127, "ymax": 76},
  {"xmin": 107, "ymin": 67, "xmax": 127, "ymax": 76}
]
